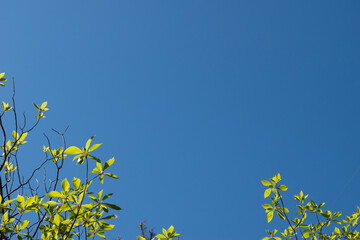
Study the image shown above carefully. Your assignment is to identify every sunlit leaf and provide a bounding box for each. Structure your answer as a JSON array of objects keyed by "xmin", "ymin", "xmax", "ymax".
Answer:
[
  {"xmin": 46, "ymin": 191, "xmax": 64, "ymax": 198},
  {"xmin": 264, "ymin": 188, "xmax": 271, "ymax": 198},
  {"xmin": 103, "ymin": 203, "xmax": 121, "ymax": 210},
  {"xmin": 85, "ymin": 136, "xmax": 94, "ymax": 150},
  {"xmin": 267, "ymin": 211, "xmax": 273, "ymax": 223},
  {"xmin": 40, "ymin": 101, "xmax": 47, "ymax": 109},
  {"xmin": 89, "ymin": 143, "xmax": 102, "ymax": 152},
  {"xmin": 261, "ymin": 180, "xmax": 272, "ymax": 187},
  {"xmin": 61, "ymin": 178, "xmax": 70, "ymax": 192},
  {"xmin": 72, "ymin": 177, "xmax": 81, "ymax": 189},
  {"xmin": 64, "ymin": 146, "xmax": 82, "ymax": 155},
  {"xmin": 103, "ymin": 157, "xmax": 115, "ymax": 171}
]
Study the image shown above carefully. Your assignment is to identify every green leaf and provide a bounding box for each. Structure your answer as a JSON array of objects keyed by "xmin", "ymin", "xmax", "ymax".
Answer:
[
  {"xmin": 102, "ymin": 193, "xmax": 113, "ymax": 201},
  {"xmin": 267, "ymin": 211, "xmax": 273, "ymax": 223},
  {"xmin": 96, "ymin": 161, "xmax": 102, "ymax": 171},
  {"xmin": 72, "ymin": 177, "xmax": 81, "ymax": 189},
  {"xmin": 88, "ymin": 195, "xmax": 97, "ymax": 202},
  {"xmin": 3, "ymin": 199, "xmax": 15, "ymax": 206},
  {"xmin": 104, "ymin": 173, "xmax": 119, "ymax": 179},
  {"xmin": 101, "ymin": 214, "xmax": 118, "ymax": 220},
  {"xmin": 100, "ymin": 174, "xmax": 104, "ymax": 184},
  {"xmin": 42, "ymin": 201, "xmax": 60, "ymax": 206},
  {"xmin": 276, "ymin": 210, "xmax": 285, "ymax": 220},
  {"xmin": 12, "ymin": 131, "xmax": 19, "ymax": 140},
  {"xmin": 103, "ymin": 157, "xmax": 115, "ymax": 171},
  {"xmin": 85, "ymin": 136, "xmax": 94, "ymax": 150},
  {"xmin": 274, "ymin": 173, "xmax": 281, "ymax": 182},
  {"xmin": 97, "ymin": 234, "xmax": 106, "ymax": 239},
  {"xmin": 277, "ymin": 185, "xmax": 288, "ymax": 191},
  {"xmin": 53, "ymin": 214, "xmax": 61, "ymax": 226},
  {"xmin": 264, "ymin": 188, "xmax": 272, "ymax": 198},
  {"xmin": 0, "ymin": 73, "xmax": 4, "ymax": 78},
  {"xmin": 333, "ymin": 211, "xmax": 342, "ymax": 218},
  {"xmin": 40, "ymin": 101, "xmax": 47, "ymax": 109},
  {"xmin": 33, "ymin": 103, "xmax": 39, "ymax": 110},
  {"xmin": 97, "ymin": 189, "xmax": 103, "ymax": 200},
  {"xmin": 46, "ymin": 191, "xmax": 64, "ymax": 198},
  {"xmin": 19, "ymin": 220, "xmax": 29, "ymax": 230},
  {"xmin": 167, "ymin": 225, "xmax": 174, "ymax": 233},
  {"xmin": 61, "ymin": 178, "xmax": 70, "ymax": 192},
  {"xmin": 2, "ymin": 212, "xmax": 8, "ymax": 222},
  {"xmin": 156, "ymin": 234, "xmax": 166, "ymax": 239},
  {"xmin": 19, "ymin": 132, "xmax": 28, "ymax": 142},
  {"xmin": 103, "ymin": 203, "xmax": 121, "ymax": 210},
  {"xmin": 102, "ymin": 224, "xmax": 115, "ymax": 231},
  {"xmin": 302, "ymin": 232, "xmax": 310, "ymax": 238},
  {"xmin": 64, "ymin": 146, "xmax": 83, "ymax": 155},
  {"xmin": 89, "ymin": 155, "xmax": 101, "ymax": 163},
  {"xmin": 91, "ymin": 168, "xmax": 100, "ymax": 174},
  {"xmin": 262, "ymin": 204, "xmax": 273, "ymax": 210},
  {"xmin": 16, "ymin": 195, "xmax": 25, "ymax": 203},
  {"xmin": 261, "ymin": 180, "xmax": 272, "ymax": 187},
  {"xmin": 89, "ymin": 143, "xmax": 102, "ymax": 152},
  {"xmin": 137, "ymin": 237, "xmax": 146, "ymax": 240}
]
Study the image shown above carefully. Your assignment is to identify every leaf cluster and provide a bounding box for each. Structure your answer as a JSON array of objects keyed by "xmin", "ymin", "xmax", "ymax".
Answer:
[
  {"xmin": 262, "ymin": 173, "xmax": 360, "ymax": 240},
  {"xmin": 0, "ymin": 72, "xmax": 180, "ymax": 240},
  {"xmin": 0, "ymin": 73, "xmax": 121, "ymax": 239}
]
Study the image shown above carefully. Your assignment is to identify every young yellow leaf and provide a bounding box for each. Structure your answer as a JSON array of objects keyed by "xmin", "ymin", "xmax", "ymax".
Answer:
[
  {"xmin": 19, "ymin": 220, "xmax": 29, "ymax": 230},
  {"xmin": 168, "ymin": 225, "xmax": 174, "ymax": 233},
  {"xmin": 42, "ymin": 201, "xmax": 60, "ymax": 206},
  {"xmin": 104, "ymin": 157, "xmax": 115, "ymax": 171},
  {"xmin": 302, "ymin": 232, "xmax": 310, "ymax": 238},
  {"xmin": 262, "ymin": 204, "xmax": 273, "ymax": 210},
  {"xmin": 12, "ymin": 131, "xmax": 19, "ymax": 140},
  {"xmin": 96, "ymin": 161, "xmax": 102, "ymax": 171},
  {"xmin": 19, "ymin": 132, "xmax": 28, "ymax": 142},
  {"xmin": 277, "ymin": 185, "xmax": 288, "ymax": 191},
  {"xmin": 156, "ymin": 234, "xmax": 166, "ymax": 239},
  {"xmin": 61, "ymin": 178, "xmax": 70, "ymax": 192},
  {"xmin": 104, "ymin": 173, "xmax": 119, "ymax": 179},
  {"xmin": 267, "ymin": 211, "xmax": 274, "ymax": 223},
  {"xmin": 264, "ymin": 188, "xmax": 271, "ymax": 198},
  {"xmin": 64, "ymin": 146, "xmax": 82, "ymax": 155},
  {"xmin": 97, "ymin": 189, "xmax": 103, "ymax": 200},
  {"xmin": 85, "ymin": 136, "xmax": 94, "ymax": 150},
  {"xmin": 16, "ymin": 195, "xmax": 25, "ymax": 203},
  {"xmin": 72, "ymin": 177, "xmax": 81, "ymax": 189},
  {"xmin": 46, "ymin": 191, "xmax": 63, "ymax": 198},
  {"xmin": 40, "ymin": 101, "xmax": 47, "ymax": 109},
  {"xmin": 89, "ymin": 143, "xmax": 102, "ymax": 152},
  {"xmin": 261, "ymin": 180, "xmax": 272, "ymax": 187}
]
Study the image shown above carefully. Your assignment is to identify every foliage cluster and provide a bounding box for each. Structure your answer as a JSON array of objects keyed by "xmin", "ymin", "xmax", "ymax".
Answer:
[
  {"xmin": 262, "ymin": 173, "xmax": 360, "ymax": 240},
  {"xmin": 0, "ymin": 73, "xmax": 180, "ymax": 240}
]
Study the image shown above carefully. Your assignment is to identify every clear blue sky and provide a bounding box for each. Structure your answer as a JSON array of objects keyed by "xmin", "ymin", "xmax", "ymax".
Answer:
[{"xmin": 1, "ymin": 1, "xmax": 360, "ymax": 239}]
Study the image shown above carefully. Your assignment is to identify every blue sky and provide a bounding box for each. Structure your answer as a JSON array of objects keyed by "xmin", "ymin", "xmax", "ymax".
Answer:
[{"xmin": 1, "ymin": 1, "xmax": 360, "ymax": 239}]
